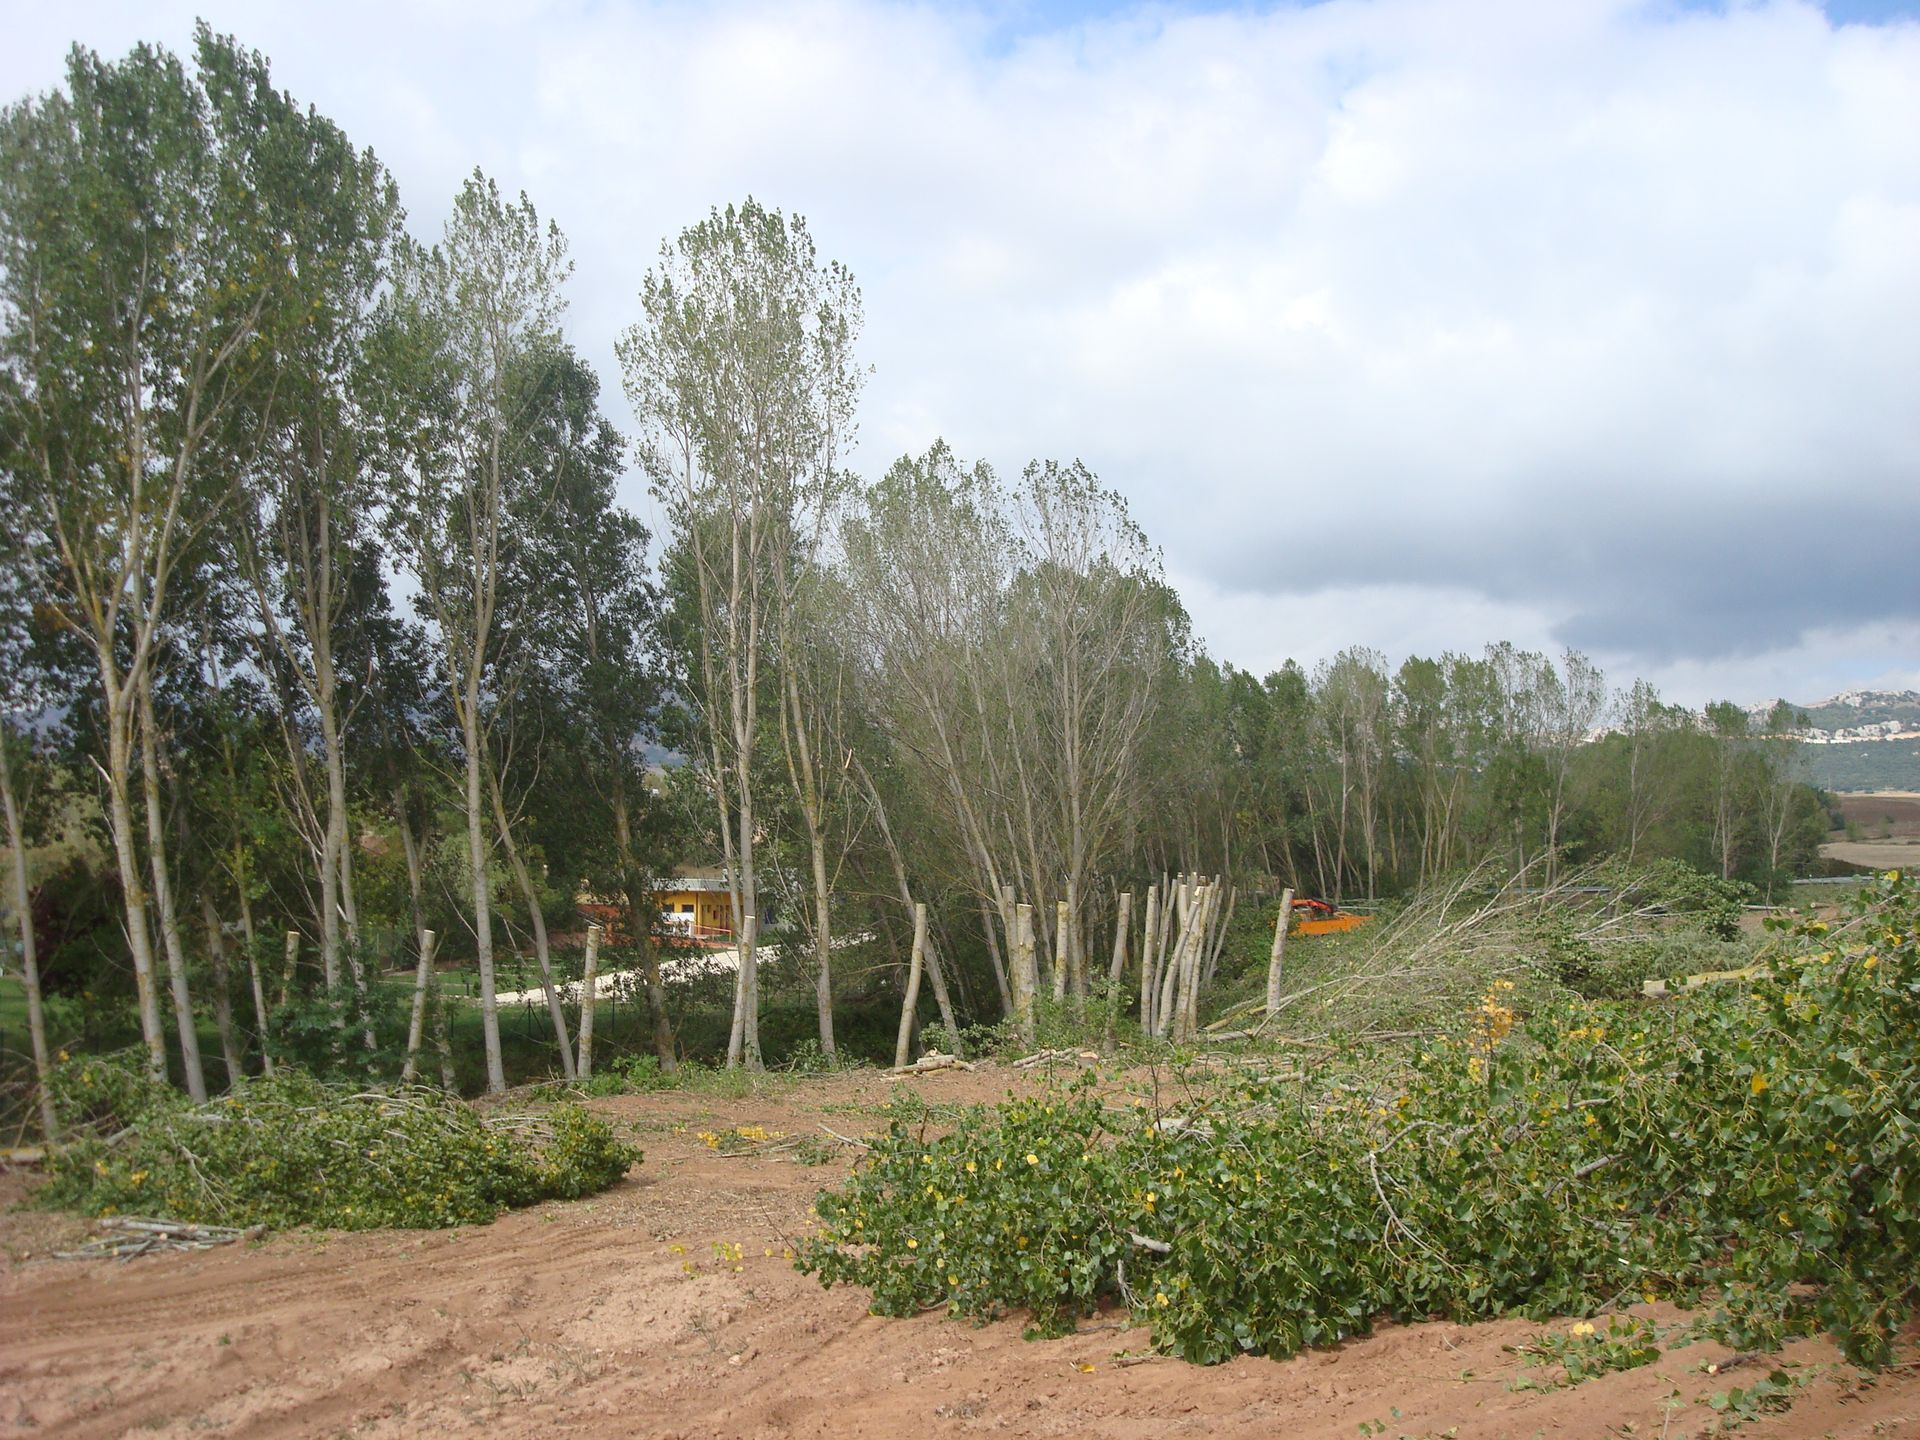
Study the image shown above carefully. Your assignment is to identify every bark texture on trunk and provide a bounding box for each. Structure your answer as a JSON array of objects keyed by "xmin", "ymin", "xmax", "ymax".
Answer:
[
  {"xmin": 893, "ymin": 903, "xmax": 928, "ymax": 1068},
  {"xmin": 2, "ymin": 736, "xmax": 58, "ymax": 1136},
  {"xmin": 1265, "ymin": 888, "xmax": 1295, "ymax": 1016}
]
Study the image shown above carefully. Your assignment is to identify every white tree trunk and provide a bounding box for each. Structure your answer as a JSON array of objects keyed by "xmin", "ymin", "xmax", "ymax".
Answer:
[
  {"xmin": 487, "ymin": 767, "xmax": 574, "ymax": 1079},
  {"xmin": 1104, "ymin": 890, "xmax": 1132, "ymax": 1052},
  {"xmin": 1012, "ymin": 902, "xmax": 1037, "ymax": 1046},
  {"xmin": 199, "ymin": 894, "xmax": 244, "ymax": 1086},
  {"xmin": 1051, "ymin": 900, "xmax": 1070, "ymax": 1002},
  {"xmin": 894, "ymin": 903, "xmax": 928, "ymax": 1068},
  {"xmin": 2, "ymin": 736, "xmax": 57, "ymax": 1136},
  {"xmin": 462, "ymin": 705, "xmax": 506, "ymax": 1093},
  {"xmin": 576, "ymin": 923, "xmax": 601, "ymax": 1079},
  {"xmin": 234, "ymin": 878, "xmax": 274, "ymax": 1077},
  {"xmin": 138, "ymin": 677, "xmax": 206, "ymax": 1102},
  {"xmin": 1138, "ymin": 884, "xmax": 1160, "ymax": 1034},
  {"xmin": 1265, "ymin": 888, "xmax": 1295, "ymax": 1015},
  {"xmin": 401, "ymin": 929, "xmax": 438, "ymax": 1085}
]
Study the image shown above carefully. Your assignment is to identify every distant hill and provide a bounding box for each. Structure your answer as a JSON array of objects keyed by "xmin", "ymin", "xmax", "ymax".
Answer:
[
  {"xmin": 1747, "ymin": 688, "xmax": 1920, "ymax": 742},
  {"xmin": 1740, "ymin": 690, "xmax": 1920, "ymax": 793},
  {"xmin": 1799, "ymin": 738, "xmax": 1920, "ymax": 794}
]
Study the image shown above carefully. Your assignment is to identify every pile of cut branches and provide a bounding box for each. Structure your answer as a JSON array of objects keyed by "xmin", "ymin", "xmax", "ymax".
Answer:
[
  {"xmin": 1264, "ymin": 858, "xmax": 1755, "ymax": 1038},
  {"xmin": 40, "ymin": 1062, "xmax": 639, "ymax": 1230},
  {"xmin": 802, "ymin": 872, "xmax": 1920, "ymax": 1369}
]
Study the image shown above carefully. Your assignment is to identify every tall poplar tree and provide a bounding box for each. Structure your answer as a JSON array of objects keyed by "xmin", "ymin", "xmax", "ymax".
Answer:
[
  {"xmin": 377, "ymin": 172, "xmax": 572, "ymax": 1094},
  {"xmin": 619, "ymin": 199, "xmax": 863, "ymax": 1069}
]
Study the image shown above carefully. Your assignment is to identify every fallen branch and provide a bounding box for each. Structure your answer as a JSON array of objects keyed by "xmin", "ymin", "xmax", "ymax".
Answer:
[
  {"xmin": 55, "ymin": 1216, "xmax": 263, "ymax": 1262},
  {"xmin": 1011, "ymin": 1048, "xmax": 1100, "ymax": 1070},
  {"xmin": 885, "ymin": 1051, "xmax": 976, "ymax": 1076},
  {"xmin": 818, "ymin": 1124, "xmax": 871, "ymax": 1151}
]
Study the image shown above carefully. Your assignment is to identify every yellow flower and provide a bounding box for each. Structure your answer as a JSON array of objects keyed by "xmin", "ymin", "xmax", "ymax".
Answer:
[
  {"xmin": 905, "ymin": 1237, "xmax": 918, "ymax": 1249},
  {"xmin": 1862, "ymin": 955, "xmax": 1878, "ymax": 971},
  {"xmin": 1154, "ymin": 1292, "xmax": 1170, "ymax": 1307},
  {"xmin": 965, "ymin": 1160, "xmax": 976, "ymax": 1173},
  {"xmin": 1026, "ymin": 1153, "xmax": 1039, "ymax": 1166},
  {"xmin": 1750, "ymin": 1074, "xmax": 1769, "ymax": 1096},
  {"xmin": 1571, "ymin": 1321, "xmax": 1596, "ymax": 1337}
]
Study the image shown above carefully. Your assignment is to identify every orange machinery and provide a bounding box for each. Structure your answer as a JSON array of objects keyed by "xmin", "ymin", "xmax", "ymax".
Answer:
[{"xmin": 1290, "ymin": 897, "xmax": 1370, "ymax": 936}]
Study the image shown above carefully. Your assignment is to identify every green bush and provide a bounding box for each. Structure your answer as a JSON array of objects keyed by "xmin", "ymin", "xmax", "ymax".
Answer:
[
  {"xmin": 800, "ymin": 871, "xmax": 1920, "ymax": 1367},
  {"xmin": 42, "ymin": 1063, "xmax": 640, "ymax": 1230}
]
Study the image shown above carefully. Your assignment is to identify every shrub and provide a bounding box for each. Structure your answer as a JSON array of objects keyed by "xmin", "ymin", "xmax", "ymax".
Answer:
[
  {"xmin": 800, "ymin": 871, "xmax": 1920, "ymax": 1368},
  {"xmin": 42, "ymin": 1063, "xmax": 640, "ymax": 1230}
]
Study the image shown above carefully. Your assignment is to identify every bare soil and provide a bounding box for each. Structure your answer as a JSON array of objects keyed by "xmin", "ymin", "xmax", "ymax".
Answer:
[
  {"xmin": 1820, "ymin": 840, "xmax": 1920, "ymax": 870},
  {"xmin": 1829, "ymin": 793, "xmax": 1920, "ymax": 840},
  {"xmin": 4, "ymin": 1066, "xmax": 1917, "ymax": 1439}
]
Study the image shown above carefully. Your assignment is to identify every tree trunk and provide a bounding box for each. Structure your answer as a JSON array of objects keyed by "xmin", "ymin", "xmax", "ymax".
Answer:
[
  {"xmin": 1175, "ymin": 883, "xmax": 1216, "ymax": 1043},
  {"xmin": 402, "ymin": 929, "xmax": 438, "ymax": 1085},
  {"xmin": 1204, "ymin": 883, "xmax": 1236, "ymax": 989},
  {"xmin": 781, "ymin": 667, "xmax": 836, "ymax": 1057},
  {"xmin": 486, "ymin": 766, "xmax": 574, "ymax": 1079},
  {"xmin": 319, "ymin": 688, "xmax": 369, "ymax": 1026},
  {"xmin": 730, "ymin": 912, "xmax": 760, "ymax": 1068},
  {"xmin": 1103, "ymin": 890, "xmax": 1131, "ymax": 1052},
  {"xmin": 462, "ymin": 703, "xmax": 506, "ymax": 1093},
  {"xmin": 1051, "ymin": 900, "xmax": 1070, "ymax": 1002},
  {"xmin": 611, "ymin": 776, "xmax": 676, "ymax": 1071},
  {"xmin": 894, "ymin": 903, "xmax": 928, "ymax": 1067},
  {"xmin": 978, "ymin": 894, "xmax": 1013, "ymax": 1018},
  {"xmin": 432, "ymin": 969, "xmax": 458, "ymax": 1091},
  {"xmin": 809, "ymin": 831, "xmax": 835, "ymax": 1057},
  {"xmin": 1, "ymin": 735, "xmax": 57, "ymax": 1137},
  {"xmin": 725, "ymin": 653, "xmax": 763, "ymax": 1069},
  {"xmin": 233, "ymin": 872, "xmax": 273, "ymax": 1076},
  {"xmin": 99, "ymin": 662, "xmax": 167, "ymax": 1081},
  {"xmin": 1138, "ymin": 883, "xmax": 1160, "ymax": 1035},
  {"xmin": 137, "ymin": 674, "xmax": 206, "ymax": 1102},
  {"xmin": 1156, "ymin": 878, "xmax": 1193, "ymax": 1038},
  {"xmin": 1012, "ymin": 902, "xmax": 1037, "ymax": 1046},
  {"xmin": 576, "ymin": 923, "xmax": 601, "ymax": 1079},
  {"xmin": 199, "ymin": 894, "xmax": 244, "ymax": 1086},
  {"xmin": 1265, "ymin": 888, "xmax": 1295, "ymax": 1015},
  {"xmin": 1065, "ymin": 876, "xmax": 1086, "ymax": 1015},
  {"xmin": 280, "ymin": 930, "xmax": 300, "ymax": 1009}
]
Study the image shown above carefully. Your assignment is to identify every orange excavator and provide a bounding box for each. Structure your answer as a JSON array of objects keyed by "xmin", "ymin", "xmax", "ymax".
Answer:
[{"xmin": 1290, "ymin": 896, "xmax": 1370, "ymax": 937}]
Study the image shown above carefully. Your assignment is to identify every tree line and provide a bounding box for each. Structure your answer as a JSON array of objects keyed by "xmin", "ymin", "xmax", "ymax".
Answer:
[{"xmin": 0, "ymin": 28, "xmax": 1827, "ymax": 1113}]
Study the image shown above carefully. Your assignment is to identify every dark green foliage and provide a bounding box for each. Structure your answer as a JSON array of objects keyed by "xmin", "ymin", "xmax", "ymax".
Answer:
[
  {"xmin": 41, "ymin": 1056, "xmax": 639, "ymax": 1229},
  {"xmin": 801, "ymin": 872, "xmax": 1920, "ymax": 1367}
]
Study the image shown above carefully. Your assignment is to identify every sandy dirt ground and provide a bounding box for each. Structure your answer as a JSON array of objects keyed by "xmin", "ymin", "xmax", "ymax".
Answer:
[
  {"xmin": 1819, "ymin": 840, "xmax": 1919, "ymax": 870},
  {"xmin": 4, "ymin": 1065, "xmax": 1917, "ymax": 1440}
]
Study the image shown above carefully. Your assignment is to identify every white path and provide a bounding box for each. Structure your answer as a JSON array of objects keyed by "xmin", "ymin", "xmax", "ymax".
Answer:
[{"xmin": 489, "ymin": 944, "xmax": 767, "ymax": 1007}]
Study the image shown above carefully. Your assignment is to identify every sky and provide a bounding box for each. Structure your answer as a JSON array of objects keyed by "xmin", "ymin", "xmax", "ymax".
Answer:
[{"xmin": 3, "ymin": 0, "xmax": 1917, "ymax": 710}]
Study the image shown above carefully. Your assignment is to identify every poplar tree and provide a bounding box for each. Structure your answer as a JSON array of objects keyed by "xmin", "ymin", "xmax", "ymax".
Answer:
[
  {"xmin": 1, "ymin": 27, "xmax": 386, "ymax": 1092},
  {"xmin": 377, "ymin": 172, "xmax": 572, "ymax": 1093},
  {"xmin": 620, "ymin": 200, "xmax": 862, "ymax": 1069}
]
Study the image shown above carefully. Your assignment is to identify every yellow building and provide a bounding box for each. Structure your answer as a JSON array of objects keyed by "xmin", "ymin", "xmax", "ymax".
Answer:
[{"xmin": 652, "ymin": 868, "xmax": 734, "ymax": 942}]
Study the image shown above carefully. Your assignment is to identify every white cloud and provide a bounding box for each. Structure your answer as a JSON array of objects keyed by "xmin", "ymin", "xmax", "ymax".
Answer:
[{"xmin": 5, "ymin": 0, "xmax": 1915, "ymax": 707}]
